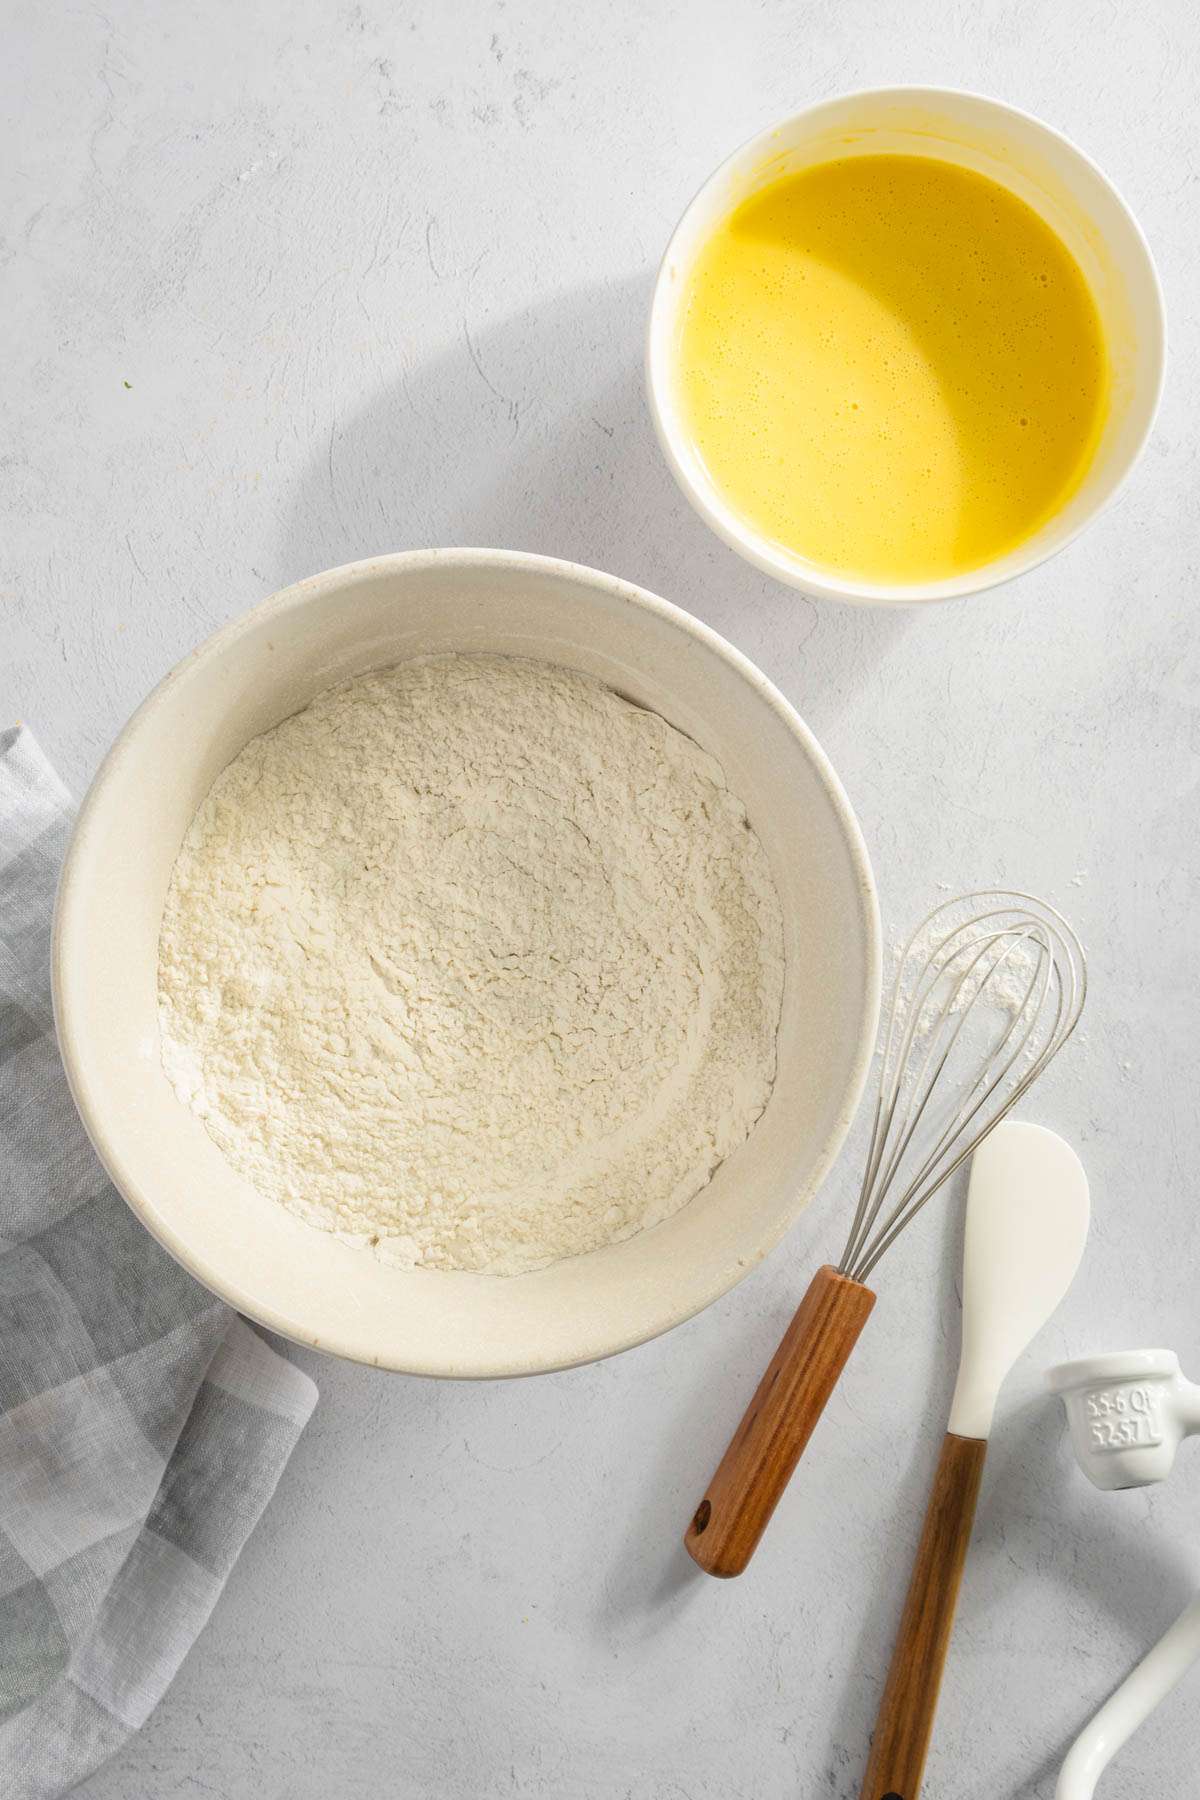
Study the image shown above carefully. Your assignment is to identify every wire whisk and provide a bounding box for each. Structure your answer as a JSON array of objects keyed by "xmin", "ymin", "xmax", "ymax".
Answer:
[
  {"xmin": 839, "ymin": 890, "xmax": 1086, "ymax": 1283},
  {"xmin": 684, "ymin": 888, "xmax": 1086, "ymax": 1579}
]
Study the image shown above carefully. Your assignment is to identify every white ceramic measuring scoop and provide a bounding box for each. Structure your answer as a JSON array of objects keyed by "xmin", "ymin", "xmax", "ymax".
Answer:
[
  {"xmin": 861, "ymin": 1120, "xmax": 1091, "ymax": 1800},
  {"xmin": 1049, "ymin": 1350, "xmax": 1200, "ymax": 1797}
]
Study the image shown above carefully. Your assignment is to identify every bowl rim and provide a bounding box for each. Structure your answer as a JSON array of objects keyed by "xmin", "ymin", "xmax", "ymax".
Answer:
[
  {"xmin": 646, "ymin": 83, "xmax": 1167, "ymax": 608},
  {"xmin": 52, "ymin": 547, "xmax": 882, "ymax": 1376}
]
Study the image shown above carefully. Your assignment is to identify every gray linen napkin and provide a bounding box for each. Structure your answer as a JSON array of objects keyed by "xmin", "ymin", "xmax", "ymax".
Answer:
[{"xmin": 0, "ymin": 725, "xmax": 318, "ymax": 1799}]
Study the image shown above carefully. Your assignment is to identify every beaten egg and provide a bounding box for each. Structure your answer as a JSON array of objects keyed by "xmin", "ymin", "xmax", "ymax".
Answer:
[{"xmin": 677, "ymin": 154, "xmax": 1109, "ymax": 585}]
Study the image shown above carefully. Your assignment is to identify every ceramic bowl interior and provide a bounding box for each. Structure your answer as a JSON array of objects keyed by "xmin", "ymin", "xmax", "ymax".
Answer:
[
  {"xmin": 647, "ymin": 87, "xmax": 1166, "ymax": 606},
  {"xmin": 54, "ymin": 550, "xmax": 880, "ymax": 1375}
]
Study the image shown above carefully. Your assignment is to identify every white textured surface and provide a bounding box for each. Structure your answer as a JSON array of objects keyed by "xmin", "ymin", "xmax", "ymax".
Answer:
[{"xmin": 3, "ymin": 2, "xmax": 1198, "ymax": 1795}]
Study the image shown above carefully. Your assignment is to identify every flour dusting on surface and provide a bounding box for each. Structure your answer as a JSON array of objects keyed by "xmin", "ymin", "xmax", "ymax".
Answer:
[
  {"xmin": 889, "ymin": 920, "xmax": 1044, "ymax": 1018},
  {"xmin": 158, "ymin": 654, "xmax": 785, "ymax": 1274}
]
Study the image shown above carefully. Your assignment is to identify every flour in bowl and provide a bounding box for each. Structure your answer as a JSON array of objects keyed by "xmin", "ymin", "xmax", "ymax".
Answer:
[{"xmin": 157, "ymin": 654, "xmax": 784, "ymax": 1274}]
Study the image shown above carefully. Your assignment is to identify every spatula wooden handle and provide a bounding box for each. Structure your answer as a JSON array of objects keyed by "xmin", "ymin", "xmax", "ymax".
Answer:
[
  {"xmin": 684, "ymin": 1265, "xmax": 876, "ymax": 1578},
  {"xmin": 859, "ymin": 1431, "xmax": 988, "ymax": 1800}
]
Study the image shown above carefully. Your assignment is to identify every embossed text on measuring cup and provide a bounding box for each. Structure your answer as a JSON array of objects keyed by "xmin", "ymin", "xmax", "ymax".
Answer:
[{"xmin": 1085, "ymin": 1384, "xmax": 1164, "ymax": 1451}]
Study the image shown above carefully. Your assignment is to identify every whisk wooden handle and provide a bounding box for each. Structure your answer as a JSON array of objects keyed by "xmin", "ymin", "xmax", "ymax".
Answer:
[
  {"xmin": 859, "ymin": 1431, "xmax": 988, "ymax": 1800},
  {"xmin": 683, "ymin": 1265, "xmax": 876, "ymax": 1578}
]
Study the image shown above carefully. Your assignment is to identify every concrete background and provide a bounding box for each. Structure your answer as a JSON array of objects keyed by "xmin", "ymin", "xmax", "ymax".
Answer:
[{"xmin": 4, "ymin": 1, "xmax": 1198, "ymax": 1794}]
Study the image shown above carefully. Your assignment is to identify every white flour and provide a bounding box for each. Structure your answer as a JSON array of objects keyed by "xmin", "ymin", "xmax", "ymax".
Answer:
[{"xmin": 158, "ymin": 654, "xmax": 785, "ymax": 1274}]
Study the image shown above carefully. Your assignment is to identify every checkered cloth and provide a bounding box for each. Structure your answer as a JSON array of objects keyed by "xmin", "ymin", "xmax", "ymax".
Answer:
[{"xmin": 0, "ymin": 726, "xmax": 318, "ymax": 1799}]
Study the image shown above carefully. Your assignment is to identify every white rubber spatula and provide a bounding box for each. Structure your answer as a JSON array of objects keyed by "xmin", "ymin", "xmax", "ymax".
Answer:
[{"xmin": 860, "ymin": 1120, "xmax": 1091, "ymax": 1800}]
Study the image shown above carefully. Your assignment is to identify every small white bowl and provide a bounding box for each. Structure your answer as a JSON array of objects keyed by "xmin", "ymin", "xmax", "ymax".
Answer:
[
  {"xmin": 53, "ymin": 550, "xmax": 880, "ymax": 1377},
  {"xmin": 647, "ymin": 87, "xmax": 1166, "ymax": 607}
]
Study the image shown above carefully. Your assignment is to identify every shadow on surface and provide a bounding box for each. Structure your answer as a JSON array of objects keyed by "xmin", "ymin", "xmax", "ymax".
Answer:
[
  {"xmin": 277, "ymin": 274, "xmax": 912, "ymax": 714},
  {"xmin": 971, "ymin": 1395, "xmax": 1197, "ymax": 1797}
]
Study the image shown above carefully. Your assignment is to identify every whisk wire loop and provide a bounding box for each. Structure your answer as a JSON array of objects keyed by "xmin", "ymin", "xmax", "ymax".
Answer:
[{"xmin": 838, "ymin": 892, "xmax": 1085, "ymax": 1284}]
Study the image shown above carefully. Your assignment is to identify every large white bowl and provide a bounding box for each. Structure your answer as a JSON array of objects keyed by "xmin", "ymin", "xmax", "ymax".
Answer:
[
  {"xmin": 53, "ymin": 550, "xmax": 880, "ymax": 1376},
  {"xmin": 647, "ymin": 87, "xmax": 1166, "ymax": 606}
]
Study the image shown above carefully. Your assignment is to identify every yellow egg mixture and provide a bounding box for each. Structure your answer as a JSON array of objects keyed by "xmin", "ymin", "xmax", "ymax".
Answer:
[{"xmin": 678, "ymin": 154, "xmax": 1109, "ymax": 583}]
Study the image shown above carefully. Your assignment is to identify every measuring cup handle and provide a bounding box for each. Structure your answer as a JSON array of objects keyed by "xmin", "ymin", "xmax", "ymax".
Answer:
[{"xmin": 683, "ymin": 1265, "xmax": 876, "ymax": 1578}]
